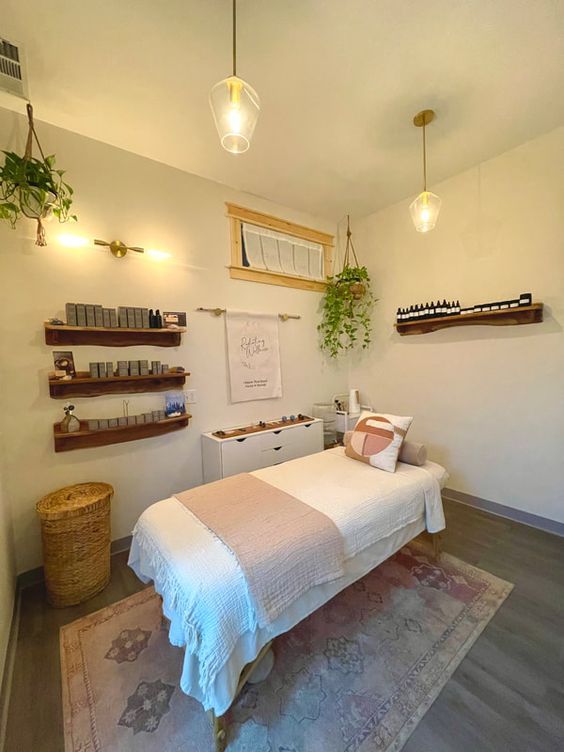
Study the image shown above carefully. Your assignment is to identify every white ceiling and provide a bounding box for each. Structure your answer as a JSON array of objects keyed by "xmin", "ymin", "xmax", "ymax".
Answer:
[{"xmin": 2, "ymin": 0, "xmax": 564, "ymax": 220}]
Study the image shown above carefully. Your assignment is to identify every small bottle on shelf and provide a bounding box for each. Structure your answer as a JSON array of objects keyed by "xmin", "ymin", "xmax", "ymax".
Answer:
[
  {"xmin": 155, "ymin": 309, "xmax": 163, "ymax": 328},
  {"xmin": 519, "ymin": 292, "xmax": 532, "ymax": 306}
]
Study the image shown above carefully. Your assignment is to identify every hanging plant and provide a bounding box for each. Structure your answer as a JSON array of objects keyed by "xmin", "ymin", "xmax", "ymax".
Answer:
[
  {"xmin": 318, "ymin": 216, "xmax": 375, "ymax": 358},
  {"xmin": 0, "ymin": 104, "xmax": 76, "ymax": 246}
]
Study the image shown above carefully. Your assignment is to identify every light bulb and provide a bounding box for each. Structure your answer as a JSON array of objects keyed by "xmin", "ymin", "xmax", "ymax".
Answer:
[{"xmin": 227, "ymin": 105, "xmax": 242, "ymax": 134}]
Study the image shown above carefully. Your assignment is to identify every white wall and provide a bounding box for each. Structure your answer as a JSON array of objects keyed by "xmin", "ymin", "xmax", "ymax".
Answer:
[
  {"xmin": 0, "ymin": 451, "xmax": 16, "ymax": 685},
  {"xmin": 0, "ymin": 107, "xmax": 346, "ymax": 574},
  {"xmin": 349, "ymin": 127, "xmax": 564, "ymax": 524}
]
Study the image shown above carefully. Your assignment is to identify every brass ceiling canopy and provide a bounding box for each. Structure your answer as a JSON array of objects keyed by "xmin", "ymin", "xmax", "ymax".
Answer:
[
  {"xmin": 94, "ymin": 239, "xmax": 145, "ymax": 258},
  {"xmin": 413, "ymin": 109, "xmax": 435, "ymax": 128}
]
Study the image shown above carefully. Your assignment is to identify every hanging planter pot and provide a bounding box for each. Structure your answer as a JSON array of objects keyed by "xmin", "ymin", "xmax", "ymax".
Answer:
[
  {"xmin": 0, "ymin": 104, "xmax": 77, "ymax": 245},
  {"xmin": 318, "ymin": 216, "xmax": 376, "ymax": 358},
  {"xmin": 349, "ymin": 280, "xmax": 366, "ymax": 300},
  {"xmin": 19, "ymin": 184, "xmax": 57, "ymax": 219}
]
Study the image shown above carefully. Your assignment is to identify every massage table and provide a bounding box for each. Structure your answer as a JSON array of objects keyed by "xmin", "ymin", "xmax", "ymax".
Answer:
[{"xmin": 129, "ymin": 446, "xmax": 448, "ymax": 751}]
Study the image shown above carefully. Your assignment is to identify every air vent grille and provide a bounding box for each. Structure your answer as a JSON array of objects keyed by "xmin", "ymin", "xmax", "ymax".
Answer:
[{"xmin": 0, "ymin": 36, "xmax": 26, "ymax": 98}]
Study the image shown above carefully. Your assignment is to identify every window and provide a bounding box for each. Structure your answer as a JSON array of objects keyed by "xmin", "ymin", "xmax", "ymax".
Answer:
[{"xmin": 226, "ymin": 203, "xmax": 334, "ymax": 292}]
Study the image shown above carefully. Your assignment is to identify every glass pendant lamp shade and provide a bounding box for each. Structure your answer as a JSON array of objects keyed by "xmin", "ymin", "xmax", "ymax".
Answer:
[
  {"xmin": 209, "ymin": 75, "xmax": 260, "ymax": 154},
  {"xmin": 409, "ymin": 190, "xmax": 441, "ymax": 233}
]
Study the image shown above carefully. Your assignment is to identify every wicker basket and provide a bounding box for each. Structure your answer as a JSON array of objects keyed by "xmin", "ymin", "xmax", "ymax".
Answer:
[{"xmin": 36, "ymin": 482, "xmax": 113, "ymax": 607}]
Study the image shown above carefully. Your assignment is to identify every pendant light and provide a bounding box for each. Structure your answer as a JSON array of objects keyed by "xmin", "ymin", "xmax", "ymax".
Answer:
[
  {"xmin": 409, "ymin": 109, "xmax": 441, "ymax": 233},
  {"xmin": 209, "ymin": 0, "xmax": 260, "ymax": 154}
]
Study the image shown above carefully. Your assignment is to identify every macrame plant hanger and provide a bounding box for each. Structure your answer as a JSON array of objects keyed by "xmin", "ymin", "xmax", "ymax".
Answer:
[
  {"xmin": 24, "ymin": 103, "xmax": 49, "ymax": 246},
  {"xmin": 342, "ymin": 214, "xmax": 360, "ymax": 271},
  {"xmin": 340, "ymin": 214, "xmax": 367, "ymax": 300}
]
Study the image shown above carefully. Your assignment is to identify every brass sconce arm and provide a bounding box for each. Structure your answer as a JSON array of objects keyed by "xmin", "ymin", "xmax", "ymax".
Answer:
[{"xmin": 94, "ymin": 239, "xmax": 145, "ymax": 258}]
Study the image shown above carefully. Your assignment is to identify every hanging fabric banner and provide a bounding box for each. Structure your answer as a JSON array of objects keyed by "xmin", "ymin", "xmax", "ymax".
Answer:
[{"xmin": 226, "ymin": 310, "xmax": 283, "ymax": 402}]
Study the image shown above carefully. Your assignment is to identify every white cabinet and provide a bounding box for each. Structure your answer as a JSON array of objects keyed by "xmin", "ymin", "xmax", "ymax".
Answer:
[{"xmin": 202, "ymin": 418, "xmax": 324, "ymax": 482}]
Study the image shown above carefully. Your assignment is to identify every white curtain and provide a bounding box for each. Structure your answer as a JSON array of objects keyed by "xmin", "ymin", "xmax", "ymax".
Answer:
[{"xmin": 242, "ymin": 223, "xmax": 324, "ymax": 280}]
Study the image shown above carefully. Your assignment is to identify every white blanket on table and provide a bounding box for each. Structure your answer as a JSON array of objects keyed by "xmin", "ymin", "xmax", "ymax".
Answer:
[{"xmin": 129, "ymin": 448, "xmax": 446, "ymax": 708}]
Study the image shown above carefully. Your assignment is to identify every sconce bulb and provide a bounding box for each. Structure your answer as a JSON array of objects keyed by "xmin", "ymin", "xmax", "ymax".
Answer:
[{"xmin": 58, "ymin": 233, "xmax": 89, "ymax": 248}]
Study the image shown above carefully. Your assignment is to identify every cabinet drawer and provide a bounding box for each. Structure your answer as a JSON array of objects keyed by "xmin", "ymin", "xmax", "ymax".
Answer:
[
  {"xmin": 258, "ymin": 430, "xmax": 294, "ymax": 451},
  {"xmin": 285, "ymin": 423, "xmax": 323, "ymax": 459},
  {"xmin": 221, "ymin": 436, "xmax": 263, "ymax": 477},
  {"xmin": 260, "ymin": 444, "xmax": 293, "ymax": 467}
]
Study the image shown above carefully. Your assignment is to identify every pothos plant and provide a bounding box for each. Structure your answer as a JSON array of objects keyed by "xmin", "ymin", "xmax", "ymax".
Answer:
[
  {"xmin": 318, "ymin": 217, "xmax": 375, "ymax": 358},
  {"xmin": 0, "ymin": 104, "xmax": 76, "ymax": 246}
]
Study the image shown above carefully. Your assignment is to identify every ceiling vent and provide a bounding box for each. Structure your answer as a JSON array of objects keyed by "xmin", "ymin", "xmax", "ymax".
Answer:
[{"xmin": 0, "ymin": 36, "xmax": 27, "ymax": 99}]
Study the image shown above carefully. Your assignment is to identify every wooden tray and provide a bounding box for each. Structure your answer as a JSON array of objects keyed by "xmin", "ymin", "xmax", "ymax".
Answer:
[{"xmin": 212, "ymin": 415, "xmax": 315, "ymax": 439}]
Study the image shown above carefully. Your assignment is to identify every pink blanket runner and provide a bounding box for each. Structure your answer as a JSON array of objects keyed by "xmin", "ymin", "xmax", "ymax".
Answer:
[{"xmin": 175, "ymin": 473, "xmax": 344, "ymax": 626}]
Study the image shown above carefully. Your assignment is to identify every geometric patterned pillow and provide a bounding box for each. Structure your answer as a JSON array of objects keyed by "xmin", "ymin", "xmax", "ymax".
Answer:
[{"xmin": 344, "ymin": 411, "xmax": 413, "ymax": 473}]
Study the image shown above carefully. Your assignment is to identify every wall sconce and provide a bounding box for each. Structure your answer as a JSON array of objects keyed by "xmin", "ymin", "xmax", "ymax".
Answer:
[
  {"xmin": 94, "ymin": 239, "xmax": 144, "ymax": 258},
  {"xmin": 58, "ymin": 234, "xmax": 171, "ymax": 261}
]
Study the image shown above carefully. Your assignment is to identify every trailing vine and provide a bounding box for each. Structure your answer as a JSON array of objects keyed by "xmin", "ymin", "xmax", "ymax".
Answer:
[
  {"xmin": 318, "ymin": 216, "xmax": 375, "ymax": 358},
  {"xmin": 0, "ymin": 104, "xmax": 76, "ymax": 245}
]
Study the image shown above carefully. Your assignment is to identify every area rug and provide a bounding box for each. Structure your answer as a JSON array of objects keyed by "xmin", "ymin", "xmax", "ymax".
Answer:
[{"xmin": 60, "ymin": 542, "xmax": 512, "ymax": 752}]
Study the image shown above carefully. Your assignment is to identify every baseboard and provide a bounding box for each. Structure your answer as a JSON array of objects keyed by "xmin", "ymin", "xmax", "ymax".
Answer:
[
  {"xmin": 16, "ymin": 534, "xmax": 133, "ymax": 591},
  {"xmin": 443, "ymin": 487, "xmax": 564, "ymax": 538},
  {"xmin": 111, "ymin": 534, "xmax": 132, "ymax": 555},
  {"xmin": 0, "ymin": 587, "xmax": 20, "ymax": 752}
]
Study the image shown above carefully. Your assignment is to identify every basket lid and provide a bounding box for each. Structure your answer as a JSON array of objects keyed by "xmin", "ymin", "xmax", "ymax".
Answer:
[{"xmin": 36, "ymin": 482, "xmax": 114, "ymax": 520}]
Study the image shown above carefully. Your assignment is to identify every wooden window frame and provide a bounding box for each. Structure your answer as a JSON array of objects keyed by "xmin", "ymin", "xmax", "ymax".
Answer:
[{"xmin": 226, "ymin": 203, "xmax": 334, "ymax": 292}]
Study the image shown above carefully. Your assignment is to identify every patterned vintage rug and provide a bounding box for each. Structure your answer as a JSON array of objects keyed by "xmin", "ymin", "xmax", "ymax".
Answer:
[{"xmin": 60, "ymin": 542, "xmax": 512, "ymax": 751}]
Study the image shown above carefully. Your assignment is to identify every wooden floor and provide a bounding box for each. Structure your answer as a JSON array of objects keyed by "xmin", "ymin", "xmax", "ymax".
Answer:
[{"xmin": 3, "ymin": 498, "xmax": 564, "ymax": 752}]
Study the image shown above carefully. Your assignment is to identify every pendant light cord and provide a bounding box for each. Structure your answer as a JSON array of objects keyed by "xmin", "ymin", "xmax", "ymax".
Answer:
[
  {"xmin": 422, "ymin": 121, "xmax": 427, "ymax": 192},
  {"xmin": 232, "ymin": 0, "xmax": 237, "ymax": 76}
]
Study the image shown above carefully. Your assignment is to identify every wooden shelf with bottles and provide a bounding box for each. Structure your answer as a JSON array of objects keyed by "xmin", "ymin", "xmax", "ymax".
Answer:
[
  {"xmin": 48, "ymin": 370, "xmax": 188, "ymax": 399},
  {"xmin": 53, "ymin": 414, "xmax": 190, "ymax": 452},
  {"xmin": 395, "ymin": 303, "xmax": 543, "ymax": 336},
  {"xmin": 44, "ymin": 323, "xmax": 186, "ymax": 348}
]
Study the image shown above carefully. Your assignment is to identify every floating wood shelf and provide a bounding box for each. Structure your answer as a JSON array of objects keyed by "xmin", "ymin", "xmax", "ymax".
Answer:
[
  {"xmin": 44, "ymin": 324, "xmax": 186, "ymax": 347},
  {"xmin": 395, "ymin": 304, "xmax": 543, "ymax": 336},
  {"xmin": 49, "ymin": 370, "xmax": 188, "ymax": 399},
  {"xmin": 53, "ymin": 414, "xmax": 190, "ymax": 452}
]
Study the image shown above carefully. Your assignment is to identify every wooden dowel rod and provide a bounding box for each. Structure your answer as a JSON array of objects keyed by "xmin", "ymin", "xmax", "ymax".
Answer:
[{"xmin": 196, "ymin": 307, "xmax": 301, "ymax": 320}]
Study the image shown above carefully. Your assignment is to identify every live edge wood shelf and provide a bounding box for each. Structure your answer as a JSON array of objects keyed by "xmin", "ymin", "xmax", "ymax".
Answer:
[
  {"xmin": 54, "ymin": 415, "xmax": 191, "ymax": 452},
  {"xmin": 44, "ymin": 324, "xmax": 186, "ymax": 348},
  {"xmin": 49, "ymin": 371, "xmax": 188, "ymax": 399},
  {"xmin": 395, "ymin": 304, "xmax": 543, "ymax": 336}
]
